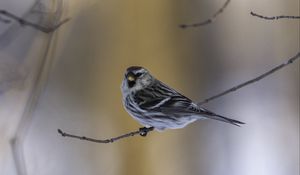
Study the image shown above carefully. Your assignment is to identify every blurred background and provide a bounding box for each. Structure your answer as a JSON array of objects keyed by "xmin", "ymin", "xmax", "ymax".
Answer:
[{"xmin": 0, "ymin": 0, "xmax": 299, "ymax": 175}]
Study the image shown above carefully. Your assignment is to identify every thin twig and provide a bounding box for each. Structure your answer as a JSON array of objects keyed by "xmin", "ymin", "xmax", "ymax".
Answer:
[
  {"xmin": 179, "ymin": 0, "xmax": 230, "ymax": 28},
  {"xmin": 0, "ymin": 9, "xmax": 70, "ymax": 33},
  {"xmin": 197, "ymin": 52, "xmax": 300, "ymax": 105},
  {"xmin": 57, "ymin": 127, "xmax": 154, "ymax": 144},
  {"xmin": 58, "ymin": 52, "xmax": 300, "ymax": 144},
  {"xmin": 250, "ymin": 11, "xmax": 300, "ymax": 20}
]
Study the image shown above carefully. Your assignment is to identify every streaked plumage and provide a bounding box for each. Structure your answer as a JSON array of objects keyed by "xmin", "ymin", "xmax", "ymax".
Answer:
[{"xmin": 121, "ymin": 66, "xmax": 244, "ymax": 131}]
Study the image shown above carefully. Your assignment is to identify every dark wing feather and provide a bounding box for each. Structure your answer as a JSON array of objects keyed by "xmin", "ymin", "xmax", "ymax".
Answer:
[
  {"xmin": 135, "ymin": 80, "xmax": 199, "ymax": 114},
  {"xmin": 134, "ymin": 80, "xmax": 245, "ymax": 126}
]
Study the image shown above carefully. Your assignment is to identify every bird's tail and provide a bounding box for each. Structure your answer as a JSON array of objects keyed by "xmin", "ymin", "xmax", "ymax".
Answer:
[
  {"xmin": 207, "ymin": 114, "xmax": 245, "ymax": 126},
  {"xmin": 198, "ymin": 109, "xmax": 245, "ymax": 126}
]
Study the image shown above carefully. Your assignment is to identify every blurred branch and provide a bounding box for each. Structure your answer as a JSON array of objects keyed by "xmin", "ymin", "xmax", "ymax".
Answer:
[
  {"xmin": 57, "ymin": 127, "xmax": 154, "ymax": 143},
  {"xmin": 0, "ymin": 9, "xmax": 70, "ymax": 33},
  {"xmin": 0, "ymin": 15, "xmax": 11, "ymax": 23},
  {"xmin": 179, "ymin": 0, "xmax": 230, "ymax": 28},
  {"xmin": 58, "ymin": 52, "xmax": 300, "ymax": 144},
  {"xmin": 250, "ymin": 11, "xmax": 300, "ymax": 20},
  {"xmin": 197, "ymin": 52, "xmax": 300, "ymax": 105}
]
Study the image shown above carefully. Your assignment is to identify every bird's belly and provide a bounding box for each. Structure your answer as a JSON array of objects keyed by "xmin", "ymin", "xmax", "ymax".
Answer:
[
  {"xmin": 124, "ymin": 96, "xmax": 199, "ymax": 131},
  {"xmin": 129, "ymin": 111, "xmax": 199, "ymax": 131},
  {"xmin": 148, "ymin": 115, "xmax": 198, "ymax": 131}
]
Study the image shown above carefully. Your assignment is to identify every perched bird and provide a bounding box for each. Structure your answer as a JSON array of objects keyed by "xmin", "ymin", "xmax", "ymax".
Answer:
[{"xmin": 121, "ymin": 66, "xmax": 244, "ymax": 131}]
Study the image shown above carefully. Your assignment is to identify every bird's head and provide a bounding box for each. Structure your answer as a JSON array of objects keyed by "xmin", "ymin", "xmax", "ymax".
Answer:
[{"xmin": 121, "ymin": 66, "xmax": 154, "ymax": 95}]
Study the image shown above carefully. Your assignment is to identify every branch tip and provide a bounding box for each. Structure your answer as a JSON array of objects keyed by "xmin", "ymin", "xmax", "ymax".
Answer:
[
  {"xmin": 57, "ymin": 129, "xmax": 65, "ymax": 136},
  {"xmin": 250, "ymin": 11, "xmax": 300, "ymax": 20},
  {"xmin": 0, "ymin": 9, "xmax": 70, "ymax": 33},
  {"xmin": 180, "ymin": 0, "xmax": 230, "ymax": 28}
]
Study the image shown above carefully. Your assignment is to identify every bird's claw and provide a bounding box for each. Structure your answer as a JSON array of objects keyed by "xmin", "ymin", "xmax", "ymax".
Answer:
[{"xmin": 139, "ymin": 127, "xmax": 154, "ymax": 137}]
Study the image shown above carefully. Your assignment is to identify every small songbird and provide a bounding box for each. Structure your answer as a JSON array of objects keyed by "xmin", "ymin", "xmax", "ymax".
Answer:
[{"xmin": 121, "ymin": 66, "xmax": 244, "ymax": 131}]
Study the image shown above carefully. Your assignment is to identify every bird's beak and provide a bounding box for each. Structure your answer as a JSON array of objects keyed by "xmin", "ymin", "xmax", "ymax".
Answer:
[
  {"xmin": 127, "ymin": 75, "xmax": 135, "ymax": 81},
  {"xmin": 126, "ymin": 72, "xmax": 136, "ymax": 82}
]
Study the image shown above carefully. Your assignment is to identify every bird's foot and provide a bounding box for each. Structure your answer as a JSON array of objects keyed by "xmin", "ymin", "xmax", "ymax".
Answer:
[{"xmin": 139, "ymin": 127, "xmax": 154, "ymax": 137}]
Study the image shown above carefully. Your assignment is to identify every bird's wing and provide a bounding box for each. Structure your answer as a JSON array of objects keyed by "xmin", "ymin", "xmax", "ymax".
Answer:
[
  {"xmin": 158, "ymin": 98, "xmax": 208, "ymax": 115},
  {"xmin": 138, "ymin": 93, "xmax": 202, "ymax": 115},
  {"xmin": 140, "ymin": 96, "xmax": 244, "ymax": 126},
  {"xmin": 135, "ymin": 81, "xmax": 203, "ymax": 115},
  {"xmin": 135, "ymin": 83, "xmax": 244, "ymax": 126}
]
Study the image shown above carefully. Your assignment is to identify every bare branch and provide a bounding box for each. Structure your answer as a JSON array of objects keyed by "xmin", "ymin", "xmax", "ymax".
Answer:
[
  {"xmin": 197, "ymin": 52, "xmax": 300, "ymax": 105},
  {"xmin": 57, "ymin": 127, "xmax": 154, "ymax": 143},
  {"xmin": 0, "ymin": 9, "xmax": 70, "ymax": 33},
  {"xmin": 58, "ymin": 52, "xmax": 299, "ymax": 144},
  {"xmin": 179, "ymin": 0, "xmax": 230, "ymax": 28},
  {"xmin": 0, "ymin": 15, "xmax": 11, "ymax": 23},
  {"xmin": 250, "ymin": 11, "xmax": 300, "ymax": 20}
]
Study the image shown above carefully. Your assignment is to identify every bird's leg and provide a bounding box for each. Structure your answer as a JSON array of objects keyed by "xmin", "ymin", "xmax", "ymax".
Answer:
[{"xmin": 139, "ymin": 127, "xmax": 154, "ymax": 137}]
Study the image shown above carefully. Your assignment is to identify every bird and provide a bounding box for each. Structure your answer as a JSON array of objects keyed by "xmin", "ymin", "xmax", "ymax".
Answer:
[{"xmin": 121, "ymin": 66, "xmax": 244, "ymax": 131}]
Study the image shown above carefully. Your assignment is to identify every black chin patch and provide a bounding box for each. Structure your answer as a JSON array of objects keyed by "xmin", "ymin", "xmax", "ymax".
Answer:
[{"xmin": 128, "ymin": 80, "xmax": 136, "ymax": 88}]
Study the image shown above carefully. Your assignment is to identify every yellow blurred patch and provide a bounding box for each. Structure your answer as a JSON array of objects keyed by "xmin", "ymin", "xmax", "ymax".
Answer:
[{"xmin": 127, "ymin": 75, "xmax": 135, "ymax": 81}]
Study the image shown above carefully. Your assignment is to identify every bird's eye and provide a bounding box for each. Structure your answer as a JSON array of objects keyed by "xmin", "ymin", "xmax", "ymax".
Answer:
[{"xmin": 135, "ymin": 73, "xmax": 143, "ymax": 77}]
